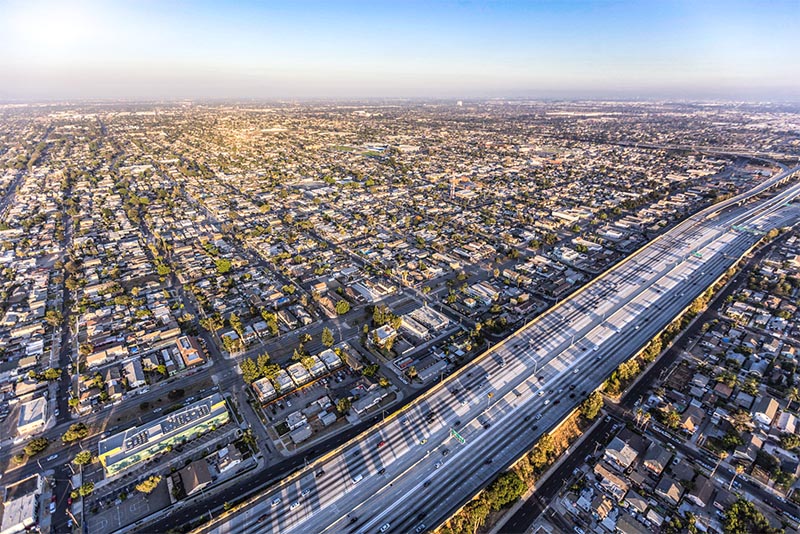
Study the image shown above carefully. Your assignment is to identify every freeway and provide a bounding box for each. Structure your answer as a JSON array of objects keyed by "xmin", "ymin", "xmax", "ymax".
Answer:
[{"xmin": 193, "ymin": 167, "xmax": 800, "ymax": 534}]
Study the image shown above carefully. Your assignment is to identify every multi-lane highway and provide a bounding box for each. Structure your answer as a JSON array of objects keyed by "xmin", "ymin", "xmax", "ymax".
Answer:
[{"xmin": 194, "ymin": 166, "xmax": 800, "ymax": 534}]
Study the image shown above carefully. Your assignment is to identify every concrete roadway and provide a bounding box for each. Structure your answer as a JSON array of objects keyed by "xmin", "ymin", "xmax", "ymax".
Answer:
[
  {"xmin": 499, "ymin": 230, "xmax": 800, "ymax": 534},
  {"xmin": 190, "ymin": 171, "xmax": 800, "ymax": 534}
]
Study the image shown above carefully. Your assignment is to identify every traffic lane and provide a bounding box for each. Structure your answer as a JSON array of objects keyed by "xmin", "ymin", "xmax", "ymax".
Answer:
[
  {"xmin": 170, "ymin": 193, "xmax": 788, "ymax": 532},
  {"xmin": 147, "ymin": 381, "xmax": 443, "ymax": 532}
]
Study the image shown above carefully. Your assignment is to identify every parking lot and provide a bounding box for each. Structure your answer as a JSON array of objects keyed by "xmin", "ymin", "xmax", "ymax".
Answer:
[
  {"xmin": 263, "ymin": 366, "xmax": 362, "ymax": 425},
  {"xmin": 85, "ymin": 479, "xmax": 171, "ymax": 534}
]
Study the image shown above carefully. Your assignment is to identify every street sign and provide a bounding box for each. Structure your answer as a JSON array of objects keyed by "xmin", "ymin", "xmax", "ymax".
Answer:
[{"xmin": 450, "ymin": 427, "xmax": 466, "ymax": 444}]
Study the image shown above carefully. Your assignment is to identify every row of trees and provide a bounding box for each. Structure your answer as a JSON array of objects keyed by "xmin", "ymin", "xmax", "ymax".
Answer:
[
  {"xmin": 240, "ymin": 352, "xmax": 280, "ymax": 384},
  {"xmin": 438, "ymin": 471, "xmax": 526, "ymax": 534}
]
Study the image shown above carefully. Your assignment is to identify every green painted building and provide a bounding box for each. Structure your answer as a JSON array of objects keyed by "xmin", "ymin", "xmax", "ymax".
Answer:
[{"xmin": 98, "ymin": 393, "xmax": 230, "ymax": 476}]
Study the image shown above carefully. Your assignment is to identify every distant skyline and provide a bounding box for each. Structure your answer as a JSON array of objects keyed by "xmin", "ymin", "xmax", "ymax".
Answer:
[{"xmin": 1, "ymin": 0, "xmax": 798, "ymax": 101}]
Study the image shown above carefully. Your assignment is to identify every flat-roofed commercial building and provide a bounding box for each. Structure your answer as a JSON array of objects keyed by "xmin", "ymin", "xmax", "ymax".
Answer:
[
  {"xmin": 0, "ymin": 475, "xmax": 41, "ymax": 534},
  {"xmin": 97, "ymin": 393, "xmax": 229, "ymax": 476},
  {"xmin": 16, "ymin": 396, "xmax": 47, "ymax": 436}
]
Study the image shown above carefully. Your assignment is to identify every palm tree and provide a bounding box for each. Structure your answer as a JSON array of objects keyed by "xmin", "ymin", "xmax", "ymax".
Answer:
[
  {"xmin": 641, "ymin": 413, "xmax": 652, "ymax": 432},
  {"xmin": 787, "ymin": 387, "xmax": 800, "ymax": 406},
  {"xmin": 634, "ymin": 408, "xmax": 643, "ymax": 428},
  {"xmin": 711, "ymin": 451, "xmax": 728, "ymax": 478},
  {"xmin": 729, "ymin": 464, "xmax": 745, "ymax": 490}
]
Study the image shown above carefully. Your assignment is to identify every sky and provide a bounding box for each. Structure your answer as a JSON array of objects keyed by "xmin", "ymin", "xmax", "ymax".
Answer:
[{"xmin": 0, "ymin": 0, "xmax": 797, "ymax": 101}]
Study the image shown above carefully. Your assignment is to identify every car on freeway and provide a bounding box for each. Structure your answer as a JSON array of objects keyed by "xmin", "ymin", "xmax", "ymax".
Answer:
[
  {"xmin": 573, "ymin": 368, "xmax": 580, "ymax": 374},
  {"xmin": 301, "ymin": 488, "xmax": 311, "ymax": 497},
  {"xmin": 531, "ymin": 425, "xmax": 539, "ymax": 431},
  {"xmin": 434, "ymin": 461, "xmax": 442, "ymax": 469},
  {"xmin": 423, "ymin": 480, "xmax": 431, "ymax": 488},
  {"xmin": 271, "ymin": 497, "xmax": 281, "ymax": 506},
  {"xmin": 258, "ymin": 514, "xmax": 268, "ymax": 523},
  {"xmin": 377, "ymin": 440, "xmax": 386, "ymax": 448},
  {"xmin": 535, "ymin": 413, "xmax": 543, "ymax": 420},
  {"xmin": 441, "ymin": 449, "xmax": 450, "ymax": 456},
  {"xmin": 379, "ymin": 523, "xmax": 391, "ymax": 533},
  {"xmin": 544, "ymin": 399, "xmax": 551, "ymax": 406},
  {"xmin": 415, "ymin": 524, "xmax": 427, "ymax": 533},
  {"xmin": 290, "ymin": 502, "xmax": 300, "ymax": 510},
  {"xmin": 316, "ymin": 470, "xmax": 325, "ymax": 478},
  {"xmin": 484, "ymin": 459, "xmax": 493, "ymax": 465},
  {"xmin": 420, "ymin": 438, "xmax": 428, "ymax": 444},
  {"xmin": 378, "ymin": 468, "xmax": 386, "ymax": 475}
]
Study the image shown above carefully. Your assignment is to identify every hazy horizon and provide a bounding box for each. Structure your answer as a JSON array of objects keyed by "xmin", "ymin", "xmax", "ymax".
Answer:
[{"xmin": 1, "ymin": 0, "xmax": 798, "ymax": 101}]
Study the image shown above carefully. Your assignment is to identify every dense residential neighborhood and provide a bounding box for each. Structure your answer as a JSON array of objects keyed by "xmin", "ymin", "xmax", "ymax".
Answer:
[{"xmin": 0, "ymin": 100, "xmax": 799, "ymax": 534}]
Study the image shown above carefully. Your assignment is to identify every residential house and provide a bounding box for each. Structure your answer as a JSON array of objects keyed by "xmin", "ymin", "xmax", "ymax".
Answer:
[
  {"xmin": 681, "ymin": 405, "xmax": 705, "ymax": 434},
  {"xmin": 655, "ymin": 476, "xmax": 683, "ymax": 506},
  {"xmin": 604, "ymin": 429, "xmax": 647, "ymax": 471},
  {"xmin": 592, "ymin": 494, "xmax": 614, "ymax": 521},
  {"xmin": 642, "ymin": 443, "xmax": 671, "ymax": 476},
  {"xmin": 686, "ymin": 475, "xmax": 714, "ymax": 507},
  {"xmin": 753, "ymin": 397, "xmax": 779, "ymax": 427},
  {"xmin": 594, "ymin": 462, "xmax": 629, "ymax": 500},
  {"xmin": 734, "ymin": 432, "xmax": 764, "ymax": 463}
]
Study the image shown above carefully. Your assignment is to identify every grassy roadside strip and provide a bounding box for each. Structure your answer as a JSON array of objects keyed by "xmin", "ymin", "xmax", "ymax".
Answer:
[
  {"xmin": 436, "ymin": 403, "xmax": 599, "ymax": 534},
  {"xmin": 436, "ymin": 228, "xmax": 787, "ymax": 534},
  {"xmin": 603, "ymin": 227, "xmax": 782, "ymax": 400}
]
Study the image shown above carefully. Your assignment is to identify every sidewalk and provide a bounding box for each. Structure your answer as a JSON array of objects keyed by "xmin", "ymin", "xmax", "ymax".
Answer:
[{"xmin": 487, "ymin": 415, "xmax": 605, "ymax": 534}]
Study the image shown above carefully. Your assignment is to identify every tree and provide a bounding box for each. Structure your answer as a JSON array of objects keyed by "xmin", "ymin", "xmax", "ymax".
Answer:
[
  {"xmin": 730, "ymin": 410, "xmax": 753, "ymax": 432},
  {"xmin": 256, "ymin": 353, "xmax": 272, "ymax": 377},
  {"xmin": 72, "ymin": 450, "xmax": 93, "ymax": 466},
  {"xmin": 136, "ymin": 475, "xmax": 162, "ymax": 494},
  {"xmin": 729, "ymin": 464, "xmax": 745, "ymax": 491},
  {"xmin": 45, "ymin": 309, "xmax": 63, "ymax": 327},
  {"xmin": 215, "ymin": 258, "xmax": 232, "ymax": 274},
  {"xmin": 321, "ymin": 327, "xmax": 335, "ymax": 348},
  {"xmin": 723, "ymin": 498, "xmax": 782, "ymax": 534},
  {"xmin": 229, "ymin": 312, "xmax": 243, "ymax": 337},
  {"xmin": 43, "ymin": 367, "xmax": 61, "ymax": 381},
  {"xmin": 240, "ymin": 358, "xmax": 260, "ymax": 384},
  {"xmin": 336, "ymin": 397, "xmax": 351, "ymax": 414},
  {"xmin": 407, "ymin": 366, "xmax": 418, "ymax": 380},
  {"xmin": 62, "ymin": 422, "xmax": 89, "ymax": 443},
  {"xmin": 301, "ymin": 356, "xmax": 316, "ymax": 370},
  {"xmin": 579, "ymin": 392, "xmax": 603, "ymax": 420},
  {"xmin": 23, "ymin": 437, "xmax": 50, "ymax": 457},
  {"xmin": 665, "ymin": 409, "xmax": 681, "ymax": 429},
  {"xmin": 780, "ymin": 433, "xmax": 800, "ymax": 450},
  {"xmin": 483, "ymin": 471, "xmax": 525, "ymax": 511},
  {"xmin": 262, "ymin": 363, "xmax": 281, "ymax": 380},
  {"xmin": 78, "ymin": 482, "xmax": 95, "ymax": 497},
  {"xmin": 335, "ymin": 300, "xmax": 350, "ymax": 315},
  {"xmin": 711, "ymin": 451, "xmax": 728, "ymax": 478}
]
